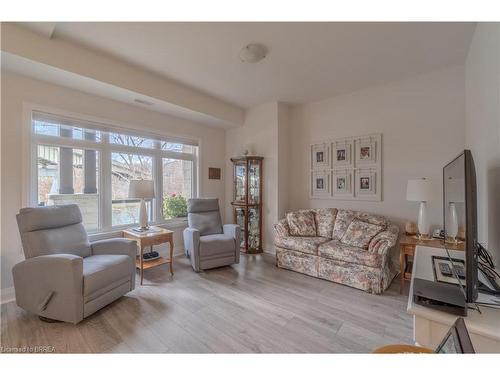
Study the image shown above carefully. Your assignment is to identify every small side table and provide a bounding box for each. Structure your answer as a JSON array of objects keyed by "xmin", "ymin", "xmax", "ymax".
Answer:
[
  {"xmin": 122, "ymin": 226, "xmax": 174, "ymax": 285},
  {"xmin": 399, "ymin": 234, "xmax": 464, "ymax": 294}
]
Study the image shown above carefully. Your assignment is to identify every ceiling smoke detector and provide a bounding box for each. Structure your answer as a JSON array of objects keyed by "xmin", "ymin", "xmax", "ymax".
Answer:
[{"xmin": 239, "ymin": 43, "xmax": 267, "ymax": 63}]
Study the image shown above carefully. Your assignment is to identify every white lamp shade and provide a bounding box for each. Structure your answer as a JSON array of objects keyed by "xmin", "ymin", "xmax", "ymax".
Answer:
[
  {"xmin": 446, "ymin": 178, "xmax": 465, "ymax": 203},
  {"xmin": 128, "ymin": 179, "xmax": 155, "ymax": 199},
  {"xmin": 406, "ymin": 178, "xmax": 433, "ymax": 202}
]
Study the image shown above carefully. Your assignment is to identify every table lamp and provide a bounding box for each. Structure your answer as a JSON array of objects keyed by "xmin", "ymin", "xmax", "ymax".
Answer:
[
  {"xmin": 128, "ymin": 179, "xmax": 155, "ymax": 231},
  {"xmin": 406, "ymin": 178, "xmax": 433, "ymax": 239}
]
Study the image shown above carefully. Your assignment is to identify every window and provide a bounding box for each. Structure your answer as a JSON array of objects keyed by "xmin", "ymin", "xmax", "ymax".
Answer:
[
  {"xmin": 111, "ymin": 152, "xmax": 153, "ymax": 226},
  {"xmin": 37, "ymin": 145, "xmax": 100, "ymax": 230},
  {"xmin": 162, "ymin": 158, "xmax": 193, "ymax": 219},
  {"xmin": 109, "ymin": 133, "xmax": 154, "ymax": 148},
  {"xmin": 30, "ymin": 111, "xmax": 198, "ymax": 232}
]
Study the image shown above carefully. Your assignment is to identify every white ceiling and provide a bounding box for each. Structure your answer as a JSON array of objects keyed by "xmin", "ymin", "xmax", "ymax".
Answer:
[
  {"xmin": 2, "ymin": 52, "xmax": 237, "ymax": 128},
  {"xmin": 20, "ymin": 22, "xmax": 475, "ymax": 109}
]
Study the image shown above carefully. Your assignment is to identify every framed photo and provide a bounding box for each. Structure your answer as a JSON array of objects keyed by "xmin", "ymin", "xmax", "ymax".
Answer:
[
  {"xmin": 332, "ymin": 139, "xmax": 353, "ymax": 167},
  {"xmin": 336, "ymin": 149, "xmax": 346, "ymax": 161},
  {"xmin": 355, "ymin": 135, "xmax": 380, "ymax": 165},
  {"xmin": 311, "ymin": 143, "xmax": 331, "ymax": 169},
  {"xmin": 355, "ymin": 169, "xmax": 380, "ymax": 201},
  {"xmin": 360, "ymin": 176, "xmax": 371, "ymax": 190},
  {"xmin": 309, "ymin": 133, "xmax": 382, "ymax": 201},
  {"xmin": 332, "ymin": 169, "xmax": 353, "ymax": 198},
  {"xmin": 208, "ymin": 167, "xmax": 221, "ymax": 180},
  {"xmin": 311, "ymin": 171, "xmax": 331, "ymax": 198},
  {"xmin": 360, "ymin": 146, "xmax": 371, "ymax": 160},
  {"xmin": 336, "ymin": 176, "xmax": 346, "ymax": 191}
]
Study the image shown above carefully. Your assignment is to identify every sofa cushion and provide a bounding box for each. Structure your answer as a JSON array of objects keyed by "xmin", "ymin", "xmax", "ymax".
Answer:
[
  {"xmin": 313, "ymin": 208, "xmax": 337, "ymax": 238},
  {"xmin": 83, "ymin": 254, "xmax": 131, "ymax": 297},
  {"xmin": 340, "ymin": 219, "xmax": 384, "ymax": 249},
  {"xmin": 199, "ymin": 234, "xmax": 236, "ymax": 258},
  {"xmin": 332, "ymin": 209, "xmax": 388, "ymax": 240},
  {"xmin": 275, "ymin": 236, "xmax": 329, "ymax": 255},
  {"xmin": 287, "ymin": 210, "xmax": 317, "ymax": 237},
  {"xmin": 318, "ymin": 239, "xmax": 381, "ymax": 267}
]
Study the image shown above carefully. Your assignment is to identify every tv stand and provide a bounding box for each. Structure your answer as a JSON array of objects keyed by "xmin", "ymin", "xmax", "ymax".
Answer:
[{"xmin": 407, "ymin": 245, "xmax": 500, "ymax": 353}]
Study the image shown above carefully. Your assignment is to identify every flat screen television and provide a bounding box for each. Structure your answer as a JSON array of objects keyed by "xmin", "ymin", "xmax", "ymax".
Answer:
[{"xmin": 443, "ymin": 150, "xmax": 478, "ymax": 303}]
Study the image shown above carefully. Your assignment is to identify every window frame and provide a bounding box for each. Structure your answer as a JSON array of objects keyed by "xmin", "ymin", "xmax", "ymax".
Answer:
[{"xmin": 26, "ymin": 105, "xmax": 199, "ymax": 234}]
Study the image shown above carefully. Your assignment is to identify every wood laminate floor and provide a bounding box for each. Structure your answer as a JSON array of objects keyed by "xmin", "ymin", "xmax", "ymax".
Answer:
[{"xmin": 1, "ymin": 254, "xmax": 413, "ymax": 353}]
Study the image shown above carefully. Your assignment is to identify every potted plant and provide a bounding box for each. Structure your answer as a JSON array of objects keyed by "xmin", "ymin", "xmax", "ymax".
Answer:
[{"xmin": 163, "ymin": 193, "xmax": 187, "ymax": 219}]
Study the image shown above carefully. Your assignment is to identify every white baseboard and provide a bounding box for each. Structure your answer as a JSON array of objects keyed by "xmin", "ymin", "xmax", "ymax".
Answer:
[
  {"xmin": 1, "ymin": 287, "xmax": 15, "ymax": 305},
  {"xmin": 263, "ymin": 248, "xmax": 276, "ymax": 256}
]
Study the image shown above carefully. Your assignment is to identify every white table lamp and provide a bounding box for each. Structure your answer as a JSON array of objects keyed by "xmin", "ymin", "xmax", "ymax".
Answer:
[
  {"xmin": 128, "ymin": 179, "xmax": 155, "ymax": 231},
  {"xmin": 406, "ymin": 178, "xmax": 433, "ymax": 239},
  {"xmin": 446, "ymin": 178, "xmax": 465, "ymax": 242}
]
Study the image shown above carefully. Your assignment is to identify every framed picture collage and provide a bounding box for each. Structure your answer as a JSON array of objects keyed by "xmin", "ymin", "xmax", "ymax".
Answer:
[{"xmin": 310, "ymin": 133, "xmax": 381, "ymax": 201}]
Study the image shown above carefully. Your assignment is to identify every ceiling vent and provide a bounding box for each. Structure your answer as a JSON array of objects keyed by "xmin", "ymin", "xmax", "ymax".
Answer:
[{"xmin": 134, "ymin": 98, "xmax": 154, "ymax": 106}]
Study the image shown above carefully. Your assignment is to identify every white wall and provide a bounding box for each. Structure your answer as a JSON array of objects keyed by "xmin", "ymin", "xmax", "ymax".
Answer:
[
  {"xmin": 1, "ymin": 72, "xmax": 227, "ymax": 294},
  {"xmin": 277, "ymin": 103, "xmax": 290, "ymax": 219},
  {"xmin": 288, "ymin": 66, "xmax": 466, "ymax": 230},
  {"xmin": 465, "ymin": 24, "xmax": 500, "ymax": 265},
  {"xmin": 225, "ymin": 102, "xmax": 289, "ymax": 253}
]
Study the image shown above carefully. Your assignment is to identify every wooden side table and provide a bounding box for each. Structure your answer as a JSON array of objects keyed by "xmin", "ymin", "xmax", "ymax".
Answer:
[
  {"xmin": 122, "ymin": 226, "xmax": 174, "ymax": 285},
  {"xmin": 399, "ymin": 234, "xmax": 464, "ymax": 294}
]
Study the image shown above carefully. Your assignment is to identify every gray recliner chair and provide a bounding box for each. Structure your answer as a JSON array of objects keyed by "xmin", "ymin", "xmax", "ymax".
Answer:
[
  {"xmin": 183, "ymin": 198, "xmax": 240, "ymax": 272},
  {"xmin": 14, "ymin": 204, "xmax": 136, "ymax": 324}
]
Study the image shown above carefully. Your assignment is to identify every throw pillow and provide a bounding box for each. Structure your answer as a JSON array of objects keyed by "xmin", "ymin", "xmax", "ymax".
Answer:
[
  {"xmin": 287, "ymin": 210, "xmax": 317, "ymax": 237},
  {"xmin": 340, "ymin": 219, "xmax": 384, "ymax": 249},
  {"xmin": 332, "ymin": 209, "xmax": 356, "ymax": 239},
  {"xmin": 313, "ymin": 208, "xmax": 337, "ymax": 238}
]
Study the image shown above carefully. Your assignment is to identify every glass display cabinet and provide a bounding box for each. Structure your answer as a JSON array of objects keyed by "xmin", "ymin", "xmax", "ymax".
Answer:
[{"xmin": 230, "ymin": 156, "xmax": 263, "ymax": 254}]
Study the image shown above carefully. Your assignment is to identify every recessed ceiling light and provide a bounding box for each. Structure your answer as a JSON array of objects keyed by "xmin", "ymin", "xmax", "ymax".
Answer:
[
  {"xmin": 239, "ymin": 43, "xmax": 267, "ymax": 63},
  {"xmin": 134, "ymin": 98, "xmax": 154, "ymax": 106}
]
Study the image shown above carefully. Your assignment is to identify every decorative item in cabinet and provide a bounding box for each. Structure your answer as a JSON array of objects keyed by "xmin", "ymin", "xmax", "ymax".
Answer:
[{"xmin": 230, "ymin": 156, "xmax": 263, "ymax": 254}]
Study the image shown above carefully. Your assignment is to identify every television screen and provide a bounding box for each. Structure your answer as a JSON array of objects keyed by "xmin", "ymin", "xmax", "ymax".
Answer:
[{"xmin": 443, "ymin": 150, "xmax": 478, "ymax": 303}]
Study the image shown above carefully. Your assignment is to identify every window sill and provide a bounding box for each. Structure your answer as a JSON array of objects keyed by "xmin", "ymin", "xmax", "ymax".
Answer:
[{"xmin": 88, "ymin": 218, "xmax": 188, "ymax": 241}]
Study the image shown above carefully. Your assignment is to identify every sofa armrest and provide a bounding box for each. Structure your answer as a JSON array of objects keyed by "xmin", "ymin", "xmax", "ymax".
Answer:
[
  {"xmin": 12, "ymin": 254, "xmax": 84, "ymax": 323},
  {"xmin": 368, "ymin": 224, "xmax": 399, "ymax": 255},
  {"xmin": 273, "ymin": 218, "xmax": 290, "ymax": 243}
]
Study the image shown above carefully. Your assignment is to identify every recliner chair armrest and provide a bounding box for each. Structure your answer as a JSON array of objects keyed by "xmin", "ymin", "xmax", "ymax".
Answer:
[
  {"xmin": 223, "ymin": 224, "xmax": 241, "ymax": 264},
  {"xmin": 12, "ymin": 254, "xmax": 84, "ymax": 324},
  {"xmin": 223, "ymin": 224, "xmax": 240, "ymax": 239},
  {"xmin": 90, "ymin": 238, "xmax": 136, "ymax": 291},
  {"xmin": 91, "ymin": 238, "xmax": 136, "ymax": 258},
  {"xmin": 183, "ymin": 228, "xmax": 201, "ymax": 271}
]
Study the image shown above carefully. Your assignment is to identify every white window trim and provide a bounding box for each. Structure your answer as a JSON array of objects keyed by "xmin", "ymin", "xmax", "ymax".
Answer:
[{"xmin": 23, "ymin": 103, "xmax": 201, "ymax": 235}]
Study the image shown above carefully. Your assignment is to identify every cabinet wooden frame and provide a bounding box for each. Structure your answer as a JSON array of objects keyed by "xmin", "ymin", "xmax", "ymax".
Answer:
[{"xmin": 230, "ymin": 156, "xmax": 264, "ymax": 254}]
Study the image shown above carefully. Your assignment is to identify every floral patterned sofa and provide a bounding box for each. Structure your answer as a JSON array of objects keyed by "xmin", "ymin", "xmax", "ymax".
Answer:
[{"xmin": 273, "ymin": 208, "xmax": 399, "ymax": 294}]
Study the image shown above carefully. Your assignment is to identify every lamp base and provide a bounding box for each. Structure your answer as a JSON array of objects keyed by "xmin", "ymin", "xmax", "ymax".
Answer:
[{"xmin": 417, "ymin": 201, "xmax": 430, "ymax": 240}]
